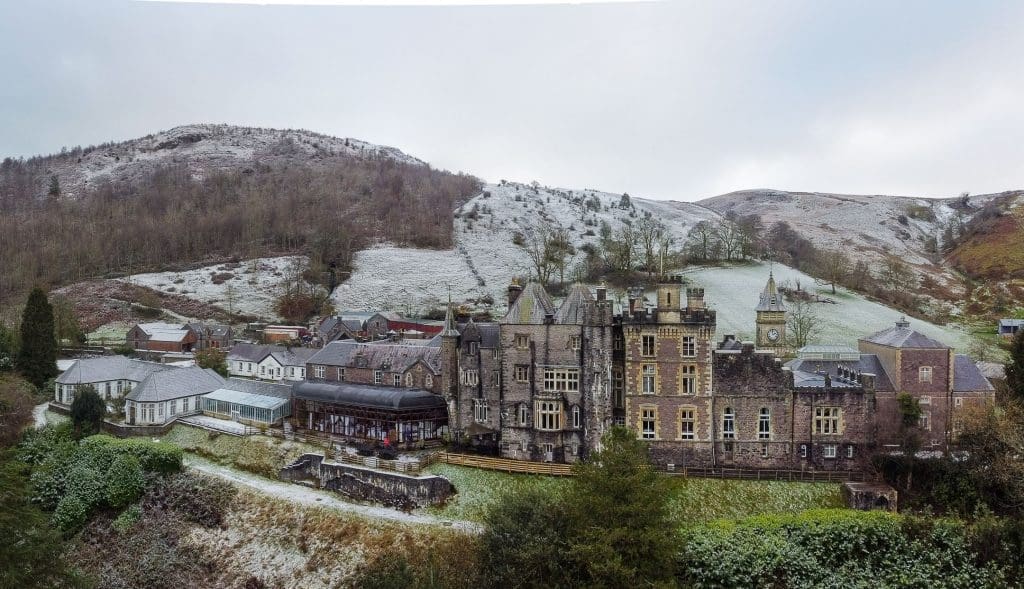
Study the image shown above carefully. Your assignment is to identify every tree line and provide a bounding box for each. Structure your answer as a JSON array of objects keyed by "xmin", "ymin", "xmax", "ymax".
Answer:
[{"xmin": 0, "ymin": 155, "xmax": 480, "ymax": 313}]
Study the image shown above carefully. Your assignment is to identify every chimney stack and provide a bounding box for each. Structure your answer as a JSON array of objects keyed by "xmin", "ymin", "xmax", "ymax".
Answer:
[{"xmin": 508, "ymin": 279, "xmax": 523, "ymax": 307}]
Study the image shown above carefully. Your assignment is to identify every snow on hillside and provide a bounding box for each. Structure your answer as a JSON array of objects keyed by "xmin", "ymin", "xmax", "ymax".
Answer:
[
  {"xmin": 118, "ymin": 256, "xmax": 316, "ymax": 320},
  {"xmin": 42, "ymin": 123, "xmax": 425, "ymax": 199},
  {"xmin": 331, "ymin": 182, "xmax": 720, "ymax": 314},
  {"xmin": 676, "ymin": 261, "xmax": 972, "ymax": 350}
]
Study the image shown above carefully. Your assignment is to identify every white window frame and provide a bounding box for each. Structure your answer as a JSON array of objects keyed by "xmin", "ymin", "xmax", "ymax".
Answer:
[
  {"xmin": 814, "ymin": 407, "xmax": 841, "ymax": 435},
  {"xmin": 681, "ymin": 365, "xmax": 696, "ymax": 395},
  {"xmin": 514, "ymin": 334, "xmax": 529, "ymax": 349},
  {"xmin": 682, "ymin": 336, "xmax": 695, "ymax": 357},
  {"xmin": 722, "ymin": 407, "xmax": 735, "ymax": 440},
  {"xmin": 758, "ymin": 407, "xmax": 771, "ymax": 440},
  {"xmin": 641, "ymin": 335, "xmax": 655, "ymax": 357},
  {"xmin": 374, "ymin": 370, "xmax": 383, "ymax": 385},
  {"xmin": 919, "ymin": 366, "xmax": 933, "ymax": 383},
  {"xmin": 314, "ymin": 365, "xmax": 325, "ymax": 379},
  {"xmin": 519, "ymin": 403, "xmax": 529, "ymax": 426},
  {"xmin": 572, "ymin": 405, "xmax": 581, "ymax": 429},
  {"xmin": 474, "ymin": 399, "xmax": 488, "ymax": 423},
  {"xmin": 823, "ymin": 444, "xmax": 838, "ymax": 459},
  {"xmin": 569, "ymin": 336, "xmax": 581, "ymax": 351},
  {"xmin": 536, "ymin": 401, "xmax": 562, "ymax": 431},
  {"xmin": 542, "ymin": 368, "xmax": 579, "ymax": 393},
  {"xmin": 405, "ymin": 373, "xmax": 413, "ymax": 387},
  {"xmin": 393, "ymin": 374, "xmax": 401, "ymax": 386},
  {"xmin": 846, "ymin": 445, "xmax": 854, "ymax": 459},
  {"xmin": 642, "ymin": 364, "xmax": 656, "ymax": 395},
  {"xmin": 800, "ymin": 444, "xmax": 808, "ymax": 458},
  {"xmin": 641, "ymin": 406, "xmax": 656, "ymax": 439},
  {"xmin": 679, "ymin": 408, "xmax": 695, "ymax": 440},
  {"xmin": 514, "ymin": 364, "xmax": 530, "ymax": 383},
  {"xmin": 425, "ymin": 374, "xmax": 433, "ymax": 388}
]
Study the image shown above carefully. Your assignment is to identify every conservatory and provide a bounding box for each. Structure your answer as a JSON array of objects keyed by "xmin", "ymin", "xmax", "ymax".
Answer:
[{"xmin": 202, "ymin": 387, "xmax": 291, "ymax": 426}]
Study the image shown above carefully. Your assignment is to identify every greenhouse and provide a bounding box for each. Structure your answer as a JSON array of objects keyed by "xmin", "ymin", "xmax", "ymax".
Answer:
[{"xmin": 202, "ymin": 384, "xmax": 291, "ymax": 426}]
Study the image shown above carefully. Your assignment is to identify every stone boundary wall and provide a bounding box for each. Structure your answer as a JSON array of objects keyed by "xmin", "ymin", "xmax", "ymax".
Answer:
[{"xmin": 280, "ymin": 453, "xmax": 454, "ymax": 509}]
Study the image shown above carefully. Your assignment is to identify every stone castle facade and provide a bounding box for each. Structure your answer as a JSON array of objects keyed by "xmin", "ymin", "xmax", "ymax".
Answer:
[{"xmin": 425, "ymin": 275, "xmax": 995, "ymax": 470}]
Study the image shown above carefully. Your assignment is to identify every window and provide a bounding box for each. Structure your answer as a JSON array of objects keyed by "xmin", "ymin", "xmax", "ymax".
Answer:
[
  {"xmin": 613, "ymin": 370, "xmax": 624, "ymax": 408},
  {"xmin": 919, "ymin": 411, "xmax": 931, "ymax": 430},
  {"xmin": 679, "ymin": 409, "xmax": 695, "ymax": 440},
  {"xmin": 158, "ymin": 403, "xmax": 164, "ymax": 417},
  {"xmin": 519, "ymin": 403, "xmax": 529, "ymax": 426},
  {"xmin": 405, "ymin": 373, "xmax": 413, "ymax": 387},
  {"xmin": 572, "ymin": 405, "xmax": 581, "ymax": 429},
  {"xmin": 954, "ymin": 397, "xmax": 963, "ymax": 408},
  {"xmin": 758, "ymin": 408, "xmax": 771, "ymax": 440},
  {"xmin": 514, "ymin": 334, "xmax": 529, "ymax": 349},
  {"xmin": 514, "ymin": 364, "xmax": 530, "ymax": 382},
  {"xmin": 536, "ymin": 401, "xmax": 561, "ymax": 431},
  {"xmin": 569, "ymin": 336, "xmax": 581, "ymax": 351},
  {"xmin": 393, "ymin": 374, "xmax": 401, "ymax": 386},
  {"xmin": 642, "ymin": 365, "xmax": 656, "ymax": 394},
  {"xmin": 641, "ymin": 406, "xmax": 657, "ymax": 439},
  {"xmin": 425, "ymin": 375, "xmax": 433, "ymax": 388},
  {"xmin": 314, "ymin": 365, "xmax": 325, "ymax": 379},
  {"xmin": 116, "ymin": 381, "xmax": 123, "ymax": 395},
  {"xmin": 105, "ymin": 382, "xmax": 111, "ymax": 398},
  {"xmin": 800, "ymin": 444, "xmax": 808, "ymax": 458},
  {"xmin": 338, "ymin": 367, "xmax": 345, "ymax": 381},
  {"xmin": 641, "ymin": 335, "xmax": 655, "ymax": 357},
  {"xmin": 919, "ymin": 366, "xmax": 933, "ymax": 383},
  {"xmin": 169, "ymin": 399, "xmax": 177, "ymax": 416},
  {"xmin": 814, "ymin": 407, "xmax": 841, "ymax": 435},
  {"xmin": 474, "ymin": 399, "xmax": 488, "ymax": 422},
  {"xmin": 469, "ymin": 342, "xmax": 479, "ymax": 355},
  {"xmin": 682, "ymin": 336, "xmax": 695, "ymax": 357},
  {"xmin": 374, "ymin": 370, "xmax": 383, "ymax": 385},
  {"xmin": 463, "ymin": 370, "xmax": 479, "ymax": 386},
  {"xmin": 681, "ymin": 365, "xmax": 696, "ymax": 395},
  {"xmin": 613, "ymin": 336, "xmax": 624, "ymax": 351},
  {"xmin": 260, "ymin": 366, "xmax": 266, "ymax": 376},
  {"xmin": 543, "ymin": 368, "xmax": 579, "ymax": 392},
  {"xmin": 823, "ymin": 444, "xmax": 838, "ymax": 459},
  {"xmin": 492, "ymin": 348, "xmax": 499, "ymax": 360},
  {"xmin": 846, "ymin": 445, "xmax": 855, "ymax": 459},
  {"xmin": 761, "ymin": 443, "xmax": 769, "ymax": 458},
  {"xmin": 722, "ymin": 407, "xmax": 735, "ymax": 439},
  {"xmin": 288, "ymin": 367, "xmax": 294, "ymax": 377}
]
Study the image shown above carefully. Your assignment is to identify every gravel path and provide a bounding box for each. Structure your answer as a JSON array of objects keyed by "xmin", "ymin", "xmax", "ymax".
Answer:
[
  {"xmin": 183, "ymin": 455, "xmax": 480, "ymax": 532},
  {"xmin": 32, "ymin": 402, "xmax": 49, "ymax": 428}
]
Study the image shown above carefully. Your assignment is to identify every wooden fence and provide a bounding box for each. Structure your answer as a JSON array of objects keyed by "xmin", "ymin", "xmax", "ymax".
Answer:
[{"xmin": 436, "ymin": 453, "xmax": 575, "ymax": 476}]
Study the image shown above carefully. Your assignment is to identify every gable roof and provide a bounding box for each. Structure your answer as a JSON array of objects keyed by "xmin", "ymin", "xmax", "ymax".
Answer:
[
  {"xmin": 859, "ymin": 319, "xmax": 948, "ymax": 349},
  {"xmin": 307, "ymin": 340, "xmax": 442, "ymax": 374},
  {"xmin": 555, "ymin": 284, "xmax": 594, "ymax": 325},
  {"xmin": 127, "ymin": 367, "xmax": 225, "ymax": 403},
  {"xmin": 501, "ymin": 282, "xmax": 556, "ymax": 325},
  {"xmin": 56, "ymin": 356, "xmax": 169, "ymax": 384},
  {"xmin": 227, "ymin": 343, "xmax": 317, "ymax": 366},
  {"xmin": 953, "ymin": 355, "xmax": 994, "ymax": 392}
]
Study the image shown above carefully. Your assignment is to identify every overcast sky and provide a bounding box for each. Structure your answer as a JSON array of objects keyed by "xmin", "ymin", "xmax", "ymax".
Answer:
[{"xmin": 2, "ymin": 0, "xmax": 1022, "ymax": 200}]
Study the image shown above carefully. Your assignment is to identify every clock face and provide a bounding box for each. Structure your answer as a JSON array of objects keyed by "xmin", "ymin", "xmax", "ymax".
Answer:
[{"xmin": 767, "ymin": 328, "xmax": 780, "ymax": 342}]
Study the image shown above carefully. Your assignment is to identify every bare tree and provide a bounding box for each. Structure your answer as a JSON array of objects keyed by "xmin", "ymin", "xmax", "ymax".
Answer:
[
  {"xmin": 685, "ymin": 221, "xmax": 717, "ymax": 263},
  {"xmin": 786, "ymin": 299, "xmax": 821, "ymax": 350},
  {"xmin": 714, "ymin": 218, "xmax": 745, "ymax": 262},
  {"xmin": 636, "ymin": 213, "xmax": 666, "ymax": 275},
  {"xmin": 880, "ymin": 255, "xmax": 918, "ymax": 295},
  {"xmin": 818, "ymin": 248, "xmax": 850, "ymax": 294}
]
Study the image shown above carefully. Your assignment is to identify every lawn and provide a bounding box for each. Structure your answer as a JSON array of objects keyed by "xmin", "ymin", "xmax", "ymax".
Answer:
[{"xmin": 423, "ymin": 463, "xmax": 844, "ymax": 527}]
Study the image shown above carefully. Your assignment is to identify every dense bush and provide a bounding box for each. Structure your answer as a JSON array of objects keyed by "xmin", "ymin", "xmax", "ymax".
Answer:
[
  {"xmin": 111, "ymin": 504, "xmax": 141, "ymax": 533},
  {"xmin": 52, "ymin": 494, "xmax": 89, "ymax": 535},
  {"xmin": 106, "ymin": 455, "xmax": 145, "ymax": 509},
  {"xmin": 676, "ymin": 510, "xmax": 1007, "ymax": 588},
  {"xmin": 80, "ymin": 434, "xmax": 183, "ymax": 474}
]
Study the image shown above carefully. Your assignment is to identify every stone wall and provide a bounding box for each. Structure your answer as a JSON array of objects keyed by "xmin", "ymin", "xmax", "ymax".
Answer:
[
  {"xmin": 843, "ymin": 482, "xmax": 898, "ymax": 511},
  {"xmin": 279, "ymin": 453, "xmax": 454, "ymax": 508}
]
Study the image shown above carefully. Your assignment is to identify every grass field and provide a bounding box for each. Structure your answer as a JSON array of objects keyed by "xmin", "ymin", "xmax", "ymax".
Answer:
[
  {"xmin": 423, "ymin": 463, "xmax": 844, "ymax": 527},
  {"xmin": 160, "ymin": 424, "xmax": 325, "ymax": 477}
]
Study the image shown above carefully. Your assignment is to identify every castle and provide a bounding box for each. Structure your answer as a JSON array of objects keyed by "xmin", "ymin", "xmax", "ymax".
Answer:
[{"xmin": 303, "ymin": 275, "xmax": 995, "ymax": 471}]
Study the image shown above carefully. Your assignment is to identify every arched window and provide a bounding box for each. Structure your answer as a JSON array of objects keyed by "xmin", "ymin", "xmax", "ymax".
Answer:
[
  {"xmin": 519, "ymin": 403, "xmax": 529, "ymax": 426},
  {"xmin": 425, "ymin": 374, "xmax": 433, "ymax": 388},
  {"xmin": 572, "ymin": 405, "xmax": 581, "ymax": 429},
  {"xmin": 405, "ymin": 373, "xmax": 413, "ymax": 387},
  {"xmin": 722, "ymin": 407, "xmax": 735, "ymax": 439}
]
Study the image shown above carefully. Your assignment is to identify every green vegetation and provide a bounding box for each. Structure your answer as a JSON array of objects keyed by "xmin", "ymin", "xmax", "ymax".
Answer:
[
  {"xmin": 16, "ymin": 287, "xmax": 57, "ymax": 388},
  {"xmin": 1005, "ymin": 329, "xmax": 1024, "ymax": 403},
  {"xmin": 426, "ymin": 463, "xmax": 841, "ymax": 526},
  {"xmin": 161, "ymin": 424, "xmax": 323, "ymax": 476},
  {"xmin": 676, "ymin": 509, "xmax": 1019, "ymax": 588},
  {"xmin": 69, "ymin": 384, "xmax": 105, "ymax": 438},
  {"xmin": 194, "ymin": 347, "xmax": 228, "ymax": 377}
]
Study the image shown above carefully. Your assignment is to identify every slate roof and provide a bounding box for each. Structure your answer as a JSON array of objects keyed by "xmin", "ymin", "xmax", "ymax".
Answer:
[
  {"xmin": 555, "ymin": 284, "xmax": 595, "ymax": 325},
  {"xmin": 501, "ymin": 282, "xmax": 556, "ymax": 325},
  {"xmin": 755, "ymin": 272, "xmax": 786, "ymax": 312},
  {"xmin": 227, "ymin": 344, "xmax": 317, "ymax": 366},
  {"xmin": 999, "ymin": 319, "xmax": 1024, "ymax": 328},
  {"xmin": 785, "ymin": 354, "xmax": 894, "ymax": 391},
  {"xmin": 127, "ymin": 367, "xmax": 225, "ymax": 403},
  {"xmin": 187, "ymin": 323, "xmax": 232, "ymax": 338},
  {"xmin": 292, "ymin": 381, "xmax": 446, "ymax": 411},
  {"xmin": 222, "ymin": 377, "xmax": 292, "ymax": 399},
  {"xmin": 859, "ymin": 319, "xmax": 948, "ymax": 349},
  {"xmin": 307, "ymin": 340, "xmax": 442, "ymax": 374},
  {"xmin": 56, "ymin": 356, "xmax": 169, "ymax": 384},
  {"xmin": 953, "ymin": 355, "xmax": 994, "ymax": 392}
]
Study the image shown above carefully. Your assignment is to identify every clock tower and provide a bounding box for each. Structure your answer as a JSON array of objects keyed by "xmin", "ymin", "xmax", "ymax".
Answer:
[{"xmin": 755, "ymin": 271, "xmax": 787, "ymax": 354}]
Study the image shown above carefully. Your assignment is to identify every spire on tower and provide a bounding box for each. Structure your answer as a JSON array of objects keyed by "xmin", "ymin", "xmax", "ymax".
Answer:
[{"xmin": 441, "ymin": 287, "xmax": 459, "ymax": 337}]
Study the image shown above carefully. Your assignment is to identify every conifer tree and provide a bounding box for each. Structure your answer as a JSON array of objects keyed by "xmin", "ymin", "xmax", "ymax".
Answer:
[
  {"xmin": 1005, "ymin": 329, "xmax": 1024, "ymax": 403},
  {"xmin": 16, "ymin": 287, "xmax": 58, "ymax": 388}
]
